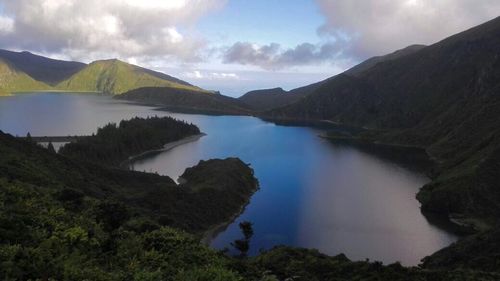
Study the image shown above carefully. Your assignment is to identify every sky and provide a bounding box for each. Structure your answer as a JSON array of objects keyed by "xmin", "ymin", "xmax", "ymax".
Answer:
[{"xmin": 0, "ymin": 0, "xmax": 499, "ymax": 97}]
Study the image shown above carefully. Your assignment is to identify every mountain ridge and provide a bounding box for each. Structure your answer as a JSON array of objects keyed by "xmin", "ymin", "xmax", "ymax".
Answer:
[
  {"xmin": 0, "ymin": 50, "xmax": 204, "ymax": 95},
  {"xmin": 0, "ymin": 58, "xmax": 51, "ymax": 95},
  {"xmin": 0, "ymin": 49, "xmax": 86, "ymax": 85},
  {"xmin": 56, "ymin": 59, "xmax": 204, "ymax": 95},
  {"xmin": 237, "ymin": 44, "xmax": 427, "ymax": 111}
]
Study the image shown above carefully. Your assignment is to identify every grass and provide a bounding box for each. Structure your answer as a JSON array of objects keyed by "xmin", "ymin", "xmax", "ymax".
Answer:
[
  {"xmin": 0, "ymin": 60, "xmax": 52, "ymax": 94},
  {"xmin": 1, "ymin": 58, "xmax": 206, "ymax": 96},
  {"xmin": 56, "ymin": 59, "xmax": 204, "ymax": 95}
]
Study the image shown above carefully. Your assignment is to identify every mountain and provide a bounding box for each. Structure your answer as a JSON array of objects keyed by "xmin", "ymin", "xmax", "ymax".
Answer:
[
  {"xmin": 238, "ymin": 87, "xmax": 291, "ymax": 111},
  {"xmin": 267, "ymin": 16, "xmax": 500, "ymax": 224},
  {"xmin": 0, "ymin": 49, "xmax": 86, "ymax": 85},
  {"xmin": 56, "ymin": 59, "xmax": 203, "ymax": 95},
  {"xmin": 344, "ymin": 44, "xmax": 426, "ymax": 76},
  {"xmin": 0, "ymin": 59, "xmax": 51, "ymax": 95},
  {"xmin": 117, "ymin": 86, "xmax": 252, "ymax": 115},
  {"xmin": 238, "ymin": 45, "xmax": 426, "ymax": 111},
  {"xmin": 0, "ymin": 50, "xmax": 206, "ymax": 95}
]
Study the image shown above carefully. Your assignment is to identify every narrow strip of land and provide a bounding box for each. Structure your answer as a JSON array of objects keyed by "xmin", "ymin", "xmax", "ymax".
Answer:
[{"xmin": 120, "ymin": 133, "xmax": 206, "ymax": 168}]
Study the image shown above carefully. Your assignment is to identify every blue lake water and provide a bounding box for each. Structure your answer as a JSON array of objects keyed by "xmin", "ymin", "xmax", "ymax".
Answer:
[{"xmin": 0, "ymin": 93, "xmax": 459, "ymax": 265}]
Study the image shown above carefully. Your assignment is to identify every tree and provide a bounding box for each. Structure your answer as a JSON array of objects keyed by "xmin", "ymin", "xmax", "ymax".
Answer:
[
  {"xmin": 47, "ymin": 142, "xmax": 56, "ymax": 153},
  {"xmin": 232, "ymin": 221, "xmax": 254, "ymax": 257},
  {"xmin": 239, "ymin": 221, "xmax": 254, "ymax": 240},
  {"xmin": 26, "ymin": 132, "xmax": 32, "ymax": 142}
]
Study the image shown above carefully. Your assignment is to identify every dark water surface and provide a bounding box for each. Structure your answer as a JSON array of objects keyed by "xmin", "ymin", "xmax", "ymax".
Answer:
[{"xmin": 0, "ymin": 93, "xmax": 458, "ymax": 265}]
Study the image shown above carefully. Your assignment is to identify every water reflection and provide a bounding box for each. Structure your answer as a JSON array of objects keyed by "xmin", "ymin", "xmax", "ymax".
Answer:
[{"xmin": 0, "ymin": 93, "xmax": 459, "ymax": 265}]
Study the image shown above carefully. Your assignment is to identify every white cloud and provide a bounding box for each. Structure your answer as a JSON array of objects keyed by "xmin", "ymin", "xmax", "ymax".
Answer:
[
  {"xmin": 183, "ymin": 70, "xmax": 240, "ymax": 80},
  {"xmin": 0, "ymin": 0, "xmax": 226, "ymax": 62},
  {"xmin": 0, "ymin": 15, "xmax": 13, "ymax": 34},
  {"xmin": 222, "ymin": 41, "xmax": 343, "ymax": 70},
  {"xmin": 316, "ymin": 0, "xmax": 500, "ymax": 58}
]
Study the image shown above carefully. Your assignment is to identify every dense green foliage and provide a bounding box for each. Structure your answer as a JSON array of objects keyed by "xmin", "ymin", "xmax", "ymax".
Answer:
[
  {"xmin": 243, "ymin": 247, "xmax": 500, "ymax": 281},
  {"xmin": 2, "ymin": 124, "xmax": 500, "ymax": 279},
  {"xmin": 60, "ymin": 116, "xmax": 200, "ymax": 166},
  {"xmin": 118, "ymin": 87, "xmax": 251, "ymax": 115},
  {"xmin": 0, "ymin": 130, "xmax": 261, "ymax": 280}
]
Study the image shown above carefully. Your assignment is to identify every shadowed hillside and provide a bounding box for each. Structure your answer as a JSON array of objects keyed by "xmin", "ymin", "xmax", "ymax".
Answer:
[
  {"xmin": 238, "ymin": 45, "xmax": 425, "ymax": 112},
  {"xmin": 118, "ymin": 86, "xmax": 252, "ymax": 115},
  {"xmin": 0, "ymin": 49, "xmax": 86, "ymax": 85},
  {"xmin": 0, "ymin": 59, "xmax": 51, "ymax": 95}
]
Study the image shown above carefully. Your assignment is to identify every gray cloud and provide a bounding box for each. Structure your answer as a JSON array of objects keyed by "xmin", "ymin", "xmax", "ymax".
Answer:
[
  {"xmin": 0, "ymin": 0, "xmax": 225, "ymax": 62},
  {"xmin": 316, "ymin": 0, "xmax": 500, "ymax": 59},
  {"xmin": 222, "ymin": 41, "xmax": 343, "ymax": 70}
]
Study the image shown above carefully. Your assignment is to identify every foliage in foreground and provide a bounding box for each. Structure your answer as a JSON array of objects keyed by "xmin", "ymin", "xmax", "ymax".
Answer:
[{"xmin": 1, "ymin": 131, "xmax": 500, "ymax": 280}]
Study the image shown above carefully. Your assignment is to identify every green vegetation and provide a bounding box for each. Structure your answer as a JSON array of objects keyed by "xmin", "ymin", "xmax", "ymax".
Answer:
[
  {"xmin": 56, "ymin": 59, "xmax": 203, "ymax": 95},
  {"xmin": 2, "ymin": 130, "xmax": 499, "ymax": 280},
  {"xmin": 0, "ymin": 49, "xmax": 86, "ymax": 85},
  {"xmin": 117, "ymin": 86, "xmax": 252, "ymax": 115},
  {"xmin": 0, "ymin": 59, "xmax": 51, "ymax": 94},
  {"xmin": 231, "ymin": 221, "xmax": 254, "ymax": 257},
  {"xmin": 60, "ymin": 116, "xmax": 200, "ymax": 166},
  {"xmin": 244, "ymin": 247, "xmax": 500, "ymax": 281},
  {"xmin": 0, "ymin": 51, "xmax": 206, "ymax": 95},
  {"xmin": 0, "ymin": 130, "xmax": 261, "ymax": 280}
]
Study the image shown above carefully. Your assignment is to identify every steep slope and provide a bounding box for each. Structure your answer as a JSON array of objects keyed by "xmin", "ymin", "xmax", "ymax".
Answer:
[
  {"xmin": 344, "ymin": 44, "xmax": 426, "ymax": 76},
  {"xmin": 118, "ymin": 86, "xmax": 252, "ymax": 115},
  {"xmin": 239, "ymin": 45, "xmax": 425, "ymax": 111},
  {"xmin": 268, "ymin": 16, "xmax": 500, "ymax": 221},
  {"xmin": 57, "ymin": 59, "xmax": 203, "ymax": 95},
  {"xmin": 0, "ymin": 59, "xmax": 51, "ymax": 95},
  {"xmin": 0, "ymin": 49, "xmax": 86, "ymax": 85}
]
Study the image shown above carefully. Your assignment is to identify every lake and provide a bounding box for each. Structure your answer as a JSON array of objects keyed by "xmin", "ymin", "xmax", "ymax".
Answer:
[{"xmin": 0, "ymin": 93, "xmax": 459, "ymax": 265}]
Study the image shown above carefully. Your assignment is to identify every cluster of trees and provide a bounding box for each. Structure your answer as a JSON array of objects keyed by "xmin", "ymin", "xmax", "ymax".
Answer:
[
  {"xmin": 60, "ymin": 116, "xmax": 200, "ymax": 166},
  {"xmin": 0, "ymin": 130, "xmax": 259, "ymax": 280}
]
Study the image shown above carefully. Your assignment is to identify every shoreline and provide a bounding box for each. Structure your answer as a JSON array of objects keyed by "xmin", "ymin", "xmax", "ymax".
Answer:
[
  {"xmin": 120, "ymin": 133, "xmax": 206, "ymax": 168},
  {"xmin": 200, "ymin": 201, "xmax": 248, "ymax": 245},
  {"xmin": 200, "ymin": 188, "xmax": 258, "ymax": 245}
]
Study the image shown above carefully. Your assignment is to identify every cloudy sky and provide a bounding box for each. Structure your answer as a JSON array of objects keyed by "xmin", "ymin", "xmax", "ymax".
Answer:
[{"xmin": 0, "ymin": 0, "xmax": 499, "ymax": 96}]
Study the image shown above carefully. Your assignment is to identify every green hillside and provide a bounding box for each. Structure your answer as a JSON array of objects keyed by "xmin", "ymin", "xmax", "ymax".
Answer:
[
  {"xmin": 0, "ymin": 49, "xmax": 86, "ymax": 85},
  {"xmin": 57, "ymin": 59, "xmax": 204, "ymax": 95},
  {"xmin": 0, "ymin": 59, "xmax": 51, "ymax": 95},
  {"xmin": 0, "ymin": 50, "xmax": 207, "ymax": 96},
  {"xmin": 1, "ymin": 130, "xmax": 498, "ymax": 280}
]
